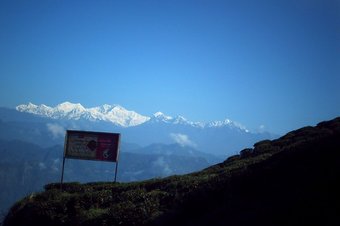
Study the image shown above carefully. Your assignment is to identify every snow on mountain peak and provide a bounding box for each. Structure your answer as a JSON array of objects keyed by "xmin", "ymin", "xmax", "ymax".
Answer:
[
  {"xmin": 209, "ymin": 119, "xmax": 232, "ymax": 127},
  {"xmin": 17, "ymin": 103, "xmax": 44, "ymax": 114},
  {"xmin": 153, "ymin": 112, "xmax": 173, "ymax": 120},
  {"xmin": 16, "ymin": 102, "xmax": 150, "ymax": 127},
  {"xmin": 151, "ymin": 113, "xmax": 202, "ymax": 128},
  {"xmin": 103, "ymin": 105, "xmax": 151, "ymax": 127},
  {"xmin": 208, "ymin": 119, "xmax": 249, "ymax": 132},
  {"xmin": 153, "ymin": 112, "xmax": 164, "ymax": 117},
  {"xmin": 55, "ymin": 102, "xmax": 85, "ymax": 113},
  {"xmin": 16, "ymin": 102, "xmax": 249, "ymax": 131},
  {"xmin": 27, "ymin": 102, "xmax": 37, "ymax": 108},
  {"xmin": 173, "ymin": 115, "xmax": 189, "ymax": 124}
]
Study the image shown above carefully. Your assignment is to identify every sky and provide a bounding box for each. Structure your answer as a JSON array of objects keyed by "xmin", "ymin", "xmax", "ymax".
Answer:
[{"xmin": 0, "ymin": 0, "xmax": 339, "ymax": 134}]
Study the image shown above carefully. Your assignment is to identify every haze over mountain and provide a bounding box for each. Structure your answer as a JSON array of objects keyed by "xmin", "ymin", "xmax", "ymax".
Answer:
[
  {"xmin": 3, "ymin": 117, "xmax": 339, "ymax": 226},
  {"xmin": 13, "ymin": 102, "xmax": 273, "ymax": 156}
]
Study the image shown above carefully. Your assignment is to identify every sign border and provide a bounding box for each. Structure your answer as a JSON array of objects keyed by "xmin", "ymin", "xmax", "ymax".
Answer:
[{"xmin": 64, "ymin": 130, "xmax": 121, "ymax": 162}]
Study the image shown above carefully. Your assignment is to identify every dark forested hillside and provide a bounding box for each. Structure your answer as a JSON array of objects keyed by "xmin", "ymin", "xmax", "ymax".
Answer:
[{"xmin": 3, "ymin": 117, "xmax": 340, "ymax": 226}]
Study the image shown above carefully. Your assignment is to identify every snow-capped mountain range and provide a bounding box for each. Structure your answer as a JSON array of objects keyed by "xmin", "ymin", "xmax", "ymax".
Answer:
[
  {"xmin": 16, "ymin": 102, "xmax": 149, "ymax": 127},
  {"xmin": 16, "ymin": 102, "xmax": 249, "ymax": 131}
]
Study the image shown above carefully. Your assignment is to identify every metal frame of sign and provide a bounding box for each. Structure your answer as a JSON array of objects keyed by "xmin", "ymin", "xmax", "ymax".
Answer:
[{"xmin": 60, "ymin": 130, "xmax": 121, "ymax": 190}]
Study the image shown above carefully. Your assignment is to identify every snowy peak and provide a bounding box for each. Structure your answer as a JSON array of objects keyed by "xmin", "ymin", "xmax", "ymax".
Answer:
[
  {"xmin": 173, "ymin": 115, "xmax": 190, "ymax": 124},
  {"xmin": 55, "ymin": 102, "xmax": 85, "ymax": 113},
  {"xmin": 16, "ymin": 102, "xmax": 249, "ymax": 132},
  {"xmin": 150, "ymin": 112, "xmax": 245, "ymax": 130},
  {"xmin": 208, "ymin": 119, "xmax": 233, "ymax": 127},
  {"xmin": 102, "ymin": 105, "xmax": 151, "ymax": 127},
  {"xmin": 16, "ymin": 102, "xmax": 150, "ymax": 127},
  {"xmin": 152, "ymin": 112, "xmax": 173, "ymax": 122},
  {"xmin": 150, "ymin": 112, "xmax": 195, "ymax": 126},
  {"xmin": 16, "ymin": 102, "xmax": 38, "ymax": 113},
  {"xmin": 16, "ymin": 102, "xmax": 54, "ymax": 117},
  {"xmin": 208, "ymin": 119, "xmax": 249, "ymax": 132}
]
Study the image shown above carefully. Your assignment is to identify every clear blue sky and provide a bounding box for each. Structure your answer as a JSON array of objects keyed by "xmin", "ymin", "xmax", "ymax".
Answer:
[{"xmin": 0, "ymin": 0, "xmax": 339, "ymax": 134}]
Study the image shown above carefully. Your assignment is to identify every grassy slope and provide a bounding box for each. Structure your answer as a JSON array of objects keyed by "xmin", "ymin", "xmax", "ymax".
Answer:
[{"xmin": 3, "ymin": 117, "xmax": 340, "ymax": 226}]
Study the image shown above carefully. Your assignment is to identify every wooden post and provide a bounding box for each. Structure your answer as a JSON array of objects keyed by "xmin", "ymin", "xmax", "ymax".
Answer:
[
  {"xmin": 60, "ymin": 156, "xmax": 66, "ymax": 190},
  {"xmin": 114, "ymin": 161, "xmax": 119, "ymax": 183},
  {"xmin": 60, "ymin": 131, "xmax": 68, "ymax": 190}
]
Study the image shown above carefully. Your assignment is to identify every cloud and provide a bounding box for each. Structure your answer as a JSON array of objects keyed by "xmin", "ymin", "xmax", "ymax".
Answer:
[
  {"xmin": 38, "ymin": 162, "xmax": 46, "ymax": 170},
  {"xmin": 258, "ymin": 125, "xmax": 265, "ymax": 132},
  {"xmin": 170, "ymin": 133, "xmax": 197, "ymax": 148},
  {"xmin": 46, "ymin": 123, "xmax": 65, "ymax": 139},
  {"xmin": 152, "ymin": 156, "xmax": 172, "ymax": 175},
  {"xmin": 52, "ymin": 159, "xmax": 60, "ymax": 171}
]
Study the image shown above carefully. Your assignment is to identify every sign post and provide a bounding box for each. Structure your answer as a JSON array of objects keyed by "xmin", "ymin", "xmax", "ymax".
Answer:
[{"xmin": 60, "ymin": 130, "xmax": 121, "ymax": 189}]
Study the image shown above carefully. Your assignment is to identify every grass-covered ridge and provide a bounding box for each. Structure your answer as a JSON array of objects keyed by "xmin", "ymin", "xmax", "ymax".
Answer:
[{"xmin": 4, "ymin": 117, "xmax": 340, "ymax": 226}]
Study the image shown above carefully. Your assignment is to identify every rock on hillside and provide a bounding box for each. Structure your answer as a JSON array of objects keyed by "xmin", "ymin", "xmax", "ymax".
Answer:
[{"xmin": 3, "ymin": 117, "xmax": 340, "ymax": 226}]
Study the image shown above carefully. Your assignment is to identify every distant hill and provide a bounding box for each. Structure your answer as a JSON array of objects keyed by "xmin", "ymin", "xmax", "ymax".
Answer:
[
  {"xmin": 10, "ymin": 102, "xmax": 275, "ymax": 155},
  {"xmin": 3, "ymin": 117, "xmax": 339, "ymax": 226}
]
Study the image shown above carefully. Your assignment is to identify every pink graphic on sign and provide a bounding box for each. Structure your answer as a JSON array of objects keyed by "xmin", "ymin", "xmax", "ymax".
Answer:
[
  {"xmin": 95, "ymin": 134, "xmax": 119, "ymax": 162},
  {"xmin": 65, "ymin": 130, "xmax": 120, "ymax": 162}
]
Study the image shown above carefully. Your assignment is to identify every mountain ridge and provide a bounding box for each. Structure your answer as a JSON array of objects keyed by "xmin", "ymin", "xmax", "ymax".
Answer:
[
  {"xmin": 1, "ymin": 105, "xmax": 276, "ymax": 156},
  {"xmin": 16, "ymin": 102, "xmax": 150, "ymax": 127},
  {"xmin": 16, "ymin": 102, "xmax": 249, "ymax": 132}
]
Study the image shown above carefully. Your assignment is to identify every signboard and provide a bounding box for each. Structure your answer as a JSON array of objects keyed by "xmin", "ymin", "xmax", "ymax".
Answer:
[{"xmin": 64, "ymin": 130, "xmax": 120, "ymax": 162}]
